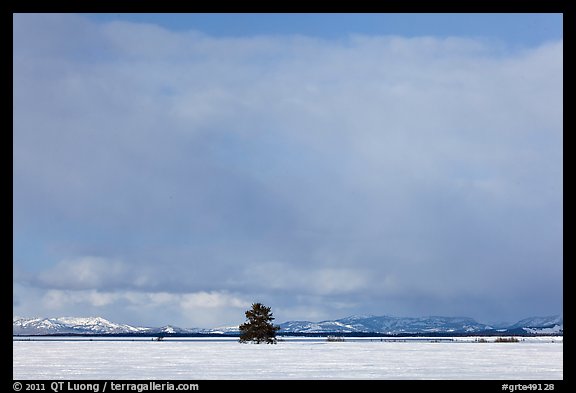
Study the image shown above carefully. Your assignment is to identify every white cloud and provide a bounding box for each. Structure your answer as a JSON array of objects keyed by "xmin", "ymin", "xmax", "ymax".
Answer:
[
  {"xmin": 180, "ymin": 291, "xmax": 249, "ymax": 310},
  {"xmin": 43, "ymin": 289, "xmax": 118, "ymax": 309},
  {"xmin": 37, "ymin": 257, "xmax": 127, "ymax": 289},
  {"xmin": 32, "ymin": 257, "xmax": 158, "ymax": 291},
  {"xmin": 21, "ymin": 287, "xmax": 251, "ymax": 327},
  {"xmin": 240, "ymin": 262, "xmax": 387, "ymax": 296}
]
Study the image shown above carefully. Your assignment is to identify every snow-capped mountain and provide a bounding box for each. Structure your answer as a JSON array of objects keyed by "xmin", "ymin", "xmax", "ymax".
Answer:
[
  {"xmin": 13, "ymin": 314, "xmax": 563, "ymax": 336},
  {"xmin": 152, "ymin": 325, "xmax": 196, "ymax": 335},
  {"xmin": 205, "ymin": 325, "xmax": 241, "ymax": 334},
  {"xmin": 56, "ymin": 317, "xmax": 149, "ymax": 334},
  {"xmin": 507, "ymin": 315, "xmax": 563, "ymax": 330},
  {"xmin": 149, "ymin": 325, "xmax": 218, "ymax": 335},
  {"xmin": 13, "ymin": 317, "xmax": 151, "ymax": 335},
  {"xmin": 278, "ymin": 315, "xmax": 492, "ymax": 334},
  {"xmin": 505, "ymin": 315, "xmax": 563, "ymax": 335}
]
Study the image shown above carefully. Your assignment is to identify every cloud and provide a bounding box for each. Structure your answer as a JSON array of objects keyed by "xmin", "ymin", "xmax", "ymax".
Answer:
[
  {"xmin": 12, "ymin": 284, "xmax": 250, "ymax": 328},
  {"xmin": 34, "ymin": 257, "xmax": 132, "ymax": 290},
  {"xmin": 238, "ymin": 262, "xmax": 375, "ymax": 296},
  {"xmin": 13, "ymin": 14, "xmax": 562, "ymax": 326}
]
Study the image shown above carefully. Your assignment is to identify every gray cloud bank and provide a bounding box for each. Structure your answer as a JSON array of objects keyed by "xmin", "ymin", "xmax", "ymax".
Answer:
[{"xmin": 13, "ymin": 14, "xmax": 562, "ymax": 327}]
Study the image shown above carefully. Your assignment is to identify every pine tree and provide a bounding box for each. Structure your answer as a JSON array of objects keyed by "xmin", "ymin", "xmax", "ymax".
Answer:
[{"xmin": 239, "ymin": 303, "xmax": 280, "ymax": 344}]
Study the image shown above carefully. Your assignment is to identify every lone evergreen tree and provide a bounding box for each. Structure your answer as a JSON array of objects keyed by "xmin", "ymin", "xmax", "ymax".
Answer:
[{"xmin": 239, "ymin": 302, "xmax": 280, "ymax": 344}]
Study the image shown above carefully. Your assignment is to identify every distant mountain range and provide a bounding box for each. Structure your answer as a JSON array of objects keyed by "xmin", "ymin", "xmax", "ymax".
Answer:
[
  {"xmin": 278, "ymin": 314, "xmax": 563, "ymax": 335},
  {"xmin": 13, "ymin": 314, "xmax": 563, "ymax": 336}
]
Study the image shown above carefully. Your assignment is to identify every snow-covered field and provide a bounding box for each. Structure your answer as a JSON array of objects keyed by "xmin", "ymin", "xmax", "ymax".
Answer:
[{"xmin": 13, "ymin": 338, "xmax": 562, "ymax": 380}]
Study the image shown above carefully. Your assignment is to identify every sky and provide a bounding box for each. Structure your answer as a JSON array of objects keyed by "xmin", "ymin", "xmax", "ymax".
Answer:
[{"xmin": 13, "ymin": 13, "xmax": 563, "ymax": 328}]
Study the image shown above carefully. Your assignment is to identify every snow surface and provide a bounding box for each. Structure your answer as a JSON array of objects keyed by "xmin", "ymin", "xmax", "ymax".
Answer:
[{"xmin": 13, "ymin": 339, "xmax": 562, "ymax": 380}]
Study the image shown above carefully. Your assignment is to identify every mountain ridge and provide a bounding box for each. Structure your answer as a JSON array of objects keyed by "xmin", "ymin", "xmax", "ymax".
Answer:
[{"xmin": 13, "ymin": 314, "xmax": 563, "ymax": 336}]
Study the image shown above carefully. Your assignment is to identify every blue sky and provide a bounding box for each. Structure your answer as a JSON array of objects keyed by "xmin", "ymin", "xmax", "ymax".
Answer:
[
  {"xmin": 83, "ymin": 13, "xmax": 563, "ymax": 46},
  {"xmin": 13, "ymin": 13, "xmax": 562, "ymax": 328}
]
